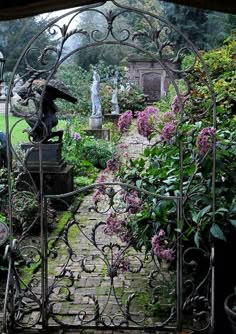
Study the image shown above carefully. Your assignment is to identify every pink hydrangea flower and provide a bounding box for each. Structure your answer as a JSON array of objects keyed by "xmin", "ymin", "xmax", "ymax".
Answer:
[
  {"xmin": 104, "ymin": 212, "xmax": 123, "ymax": 236},
  {"xmin": 118, "ymin": 110, "xmax": 133, "ymax": 132},
  {"xmin": 144, "ymin": 106, "xmax": 159, "ymax": 115},
  {"xmin": 124, "ymin": 190, "xmax": 141, "ymax": 214},
  {"xmin": 113, "ymin": 252, "xmax": 129, "ymax": 272},
  {"xmin": 160, "ymin": 122, "xmax": 176, "ymax": 143},
  {"xmin": 151, "ymin": 230, "xmax": 175, "ymax": 262},
  {"xmin": 104, "ymin": 212, "xmax": 130, "ymax": 244},
  {"xmin": 171, "ymin": 95, "xmax": 185, "ymax": 113},
  {"xmin": 137, "ymin": 106, "xmax": 159, "ymax": 138},
  {"xmin": 196, "ymin": 127, "xmax": 216, "ymax": 155},
  {"xmin": 93, "ymin": 173, "xmax": 106, "ymax": 203}
]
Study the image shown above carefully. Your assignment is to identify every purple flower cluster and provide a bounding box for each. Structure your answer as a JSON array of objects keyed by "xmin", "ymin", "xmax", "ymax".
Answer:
[
  {"xmin": 144, "ymin": 106, "xmax": 159, "ymax": 115},
  {"xmin": 171, "ymin": 95, "xmax": 184, "ymax": 113},
  {"xmin": 72, "ymin": 132, "xmax": 81, "ymax": 140},
  {"xmin": 137, "ymin": 106, "xmax": 159, "ymax": 138},
  {"xmin": 105, "ymin": 159, "xmax": 117, "ymax": 172},
  {"xmin": 151, "ymin": 229, "xmax": 175, "ymax": 261},
  {"xmin": 104, "ymin": 211, "xmax": 130, "ymax": 243},
  {"xmin": 118, "ymin": 110, "xmax": 133, "ymax": 132},
  {"xmin": 124, "ymin": 190, "xmax": 141, "ymax": 214},
  {"xmin": 113, "ymin": 252, "xmax": 129, "ymax": 273},
  {"xmin": 93, "ymin": 173, "xmax": 106, "ymax": 203},
  {"xmin": 160, "ymin": 122, "xmax": 176, "ymax": 143},
  {"xmin": 104, "ymin": 212, "xmax": 123, "ymax": 236},
  {"xmin": 196, "ymin": 127, "xmax": 216, "ymax": 155}
]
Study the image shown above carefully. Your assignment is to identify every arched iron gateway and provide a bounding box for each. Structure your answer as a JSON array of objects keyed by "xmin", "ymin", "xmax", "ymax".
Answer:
[{"xmin": 2, "ymin": 1, "xmax": 216, "ymax": 333}]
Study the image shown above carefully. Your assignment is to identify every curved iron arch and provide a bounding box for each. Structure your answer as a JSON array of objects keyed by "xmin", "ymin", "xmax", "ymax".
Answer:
[{"xmin": 3, "ymin": 1, "xmax": 216, "ymax": 332}]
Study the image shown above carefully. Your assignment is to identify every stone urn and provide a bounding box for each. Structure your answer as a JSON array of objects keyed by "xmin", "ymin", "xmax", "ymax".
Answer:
[{"xmin": 224, "ymin": 293, "xmax": 236, "ymax": 333}]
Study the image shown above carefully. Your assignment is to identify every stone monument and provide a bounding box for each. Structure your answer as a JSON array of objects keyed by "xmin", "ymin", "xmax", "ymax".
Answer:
[
  {"xmin": 111, "ymin": 71, "xmax": 120, "ymax": 115},
  {"xmin": 16, "ymin": 79, "xmax": 77, "ymax": 209},
  {"xmin": 89, "ymin": 68, "xmax": 102, "ymax": 129},
  {"xmin": 86, "ymin": 68, "xmax": 110, "ymax": 140}
]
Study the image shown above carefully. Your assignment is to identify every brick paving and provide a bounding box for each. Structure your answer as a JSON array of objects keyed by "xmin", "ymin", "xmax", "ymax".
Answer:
[
  {"xmin": 45, "ymin": 122, "xmax": 161, "ymax": 331},
  {"xmin": 0, "ymin": 121, "xmax": 175, "ymax": 333}
]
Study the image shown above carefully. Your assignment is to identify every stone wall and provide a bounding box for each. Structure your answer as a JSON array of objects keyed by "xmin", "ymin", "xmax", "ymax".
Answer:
[{"xmin": 127, "ymin": 58, "xmax": 174, "ymax": 102}]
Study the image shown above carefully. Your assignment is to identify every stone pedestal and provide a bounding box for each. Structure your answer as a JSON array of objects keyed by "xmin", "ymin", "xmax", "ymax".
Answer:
[
  {"xmin": 17, "ymin": 143, "xmax": 74, "ymax": 210},
  {"xmin": 85, "ymin": 128, "xmax": 110, "ymax": 141},
  {"xmin": 89, "ymin": 116, "xmax": 102, "ymax": 129},
  {"xmin": 21, "ymin": 143, "xmax": 65, "ymax": 171},
  {"xmin": 87, "ymin": 115, "xmax": 110, "ymax": 140}
]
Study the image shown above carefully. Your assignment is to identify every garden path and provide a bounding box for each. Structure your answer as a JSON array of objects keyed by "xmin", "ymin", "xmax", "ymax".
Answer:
[
  {"xmin": 1, "ymin": 122, "xmax": 174, "ymax": 333},
  {"xmin": 46, "ymin": 122, "xmax": 162, "ymax": 333}
]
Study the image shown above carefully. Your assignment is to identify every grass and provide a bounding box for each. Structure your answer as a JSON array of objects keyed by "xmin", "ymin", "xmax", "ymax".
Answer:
[
  {"xmin": 0, "ymin": 114, "xmax": 67, "ymax": 146},
  {"xmin": 0, "ymin": 114, "xmax": 28, "ymax": 145}
]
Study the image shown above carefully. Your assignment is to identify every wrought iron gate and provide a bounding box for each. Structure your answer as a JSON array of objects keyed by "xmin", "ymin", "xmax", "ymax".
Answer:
[{"xmin": 2, "ymin": 1, "xmax": 216, "ymax": 332}]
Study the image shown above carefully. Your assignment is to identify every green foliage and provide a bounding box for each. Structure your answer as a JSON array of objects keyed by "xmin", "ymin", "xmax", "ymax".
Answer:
[
  {"xmin": 62, "ymin": 117, "xmax": 115, "ymax": 186},
  {"xmin": 78, "ymin": 138, "xmax": 115, "ymax": 169},
  {"xmin": 56, "ymin": 62, "xmax": 145, "ymax": 116},
  {"xmin": 56, "ymin": 64, "xmax": 92, "ymax": 115},
  {"xmin": 119, "ymin": 85, "xmax": 146, "ymax": 112},
  {"xmin": 0, "ymin": 214, "xmax": 8, "ymax": 272},
  {"xmin": 185, "ymin": 31, "xmax": 236, "ymax": 119},
  {"xmin": 161, "ymin": 2, "xmax": 208, "ymax": 49},
  {"xmin": 161, "ymin": 2, "xmax": 236, "ymax": 51},
  {"xmin": 206, "ymin": 12, "xmax": 236, "ymax": 50},
  {"xmin": 0, "ymin": 15, "xmax": 55, "ymax": 74},
  {"xmin": 116, "ymin": 35, "xmax": 236, "ymax": 251}
]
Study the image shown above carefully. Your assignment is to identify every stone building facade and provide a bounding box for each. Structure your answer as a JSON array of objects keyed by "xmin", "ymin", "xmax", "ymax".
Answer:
[{"xmin": 127, "ymin": 58, "xmax": 174, "ymax": 102}]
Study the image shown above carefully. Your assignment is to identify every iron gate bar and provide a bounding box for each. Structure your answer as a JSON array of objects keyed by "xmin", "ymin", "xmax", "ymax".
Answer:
[{"xmin": 2, "ymin": 0, "xmax": 216, "ymax": 332}]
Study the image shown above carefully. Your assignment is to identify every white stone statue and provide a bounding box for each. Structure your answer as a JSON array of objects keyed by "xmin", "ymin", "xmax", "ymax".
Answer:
[
  {"xmin": 91, "ymin": 68, "xmax": 102, "ymax": 117},
  {"xmin": 111, "ymin": 71, "xmax": 120, "ymax": 115}
]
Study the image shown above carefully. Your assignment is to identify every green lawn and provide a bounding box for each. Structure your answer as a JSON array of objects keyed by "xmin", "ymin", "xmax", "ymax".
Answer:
[
  {"xmin": 0, "ymin": 114, "xmax": 29, "ymax": 145},
  {"xmin": 0, "ymin": 115, "xmax": 67, "ymax": 146}
]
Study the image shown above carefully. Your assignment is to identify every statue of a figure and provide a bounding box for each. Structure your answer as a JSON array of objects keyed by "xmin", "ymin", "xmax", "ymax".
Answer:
[
  {"xmin": 111, "ymin": 71, "xmax": 120, "ymax": 115},
  {"xmin": 16, "ymin": 79, "xmax": 77, "ymax": 143},
  {"xmin": 91, "ymin": 68, "xmax": 102, "ymax": 117}
]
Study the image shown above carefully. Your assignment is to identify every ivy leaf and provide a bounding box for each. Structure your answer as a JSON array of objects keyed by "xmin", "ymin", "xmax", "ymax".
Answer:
[
  {"xmin": 194, "ymin": 231, "xmax": 200, "ymax": 248},
  {"xmin": 210, "ymin": 223, "xmax": 226, "ymax": 241},
  {"xmin": 136, "ymin": 179, "xmax": 142, "ymax": 188},
  {"xmin": 229, "ymin": 220, "xmax": 236, "ymax": 227}
]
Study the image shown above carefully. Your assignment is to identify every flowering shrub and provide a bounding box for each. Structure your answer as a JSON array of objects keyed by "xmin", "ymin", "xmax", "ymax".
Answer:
[
  {"xmin": 104, "ymin": 211, "xmax": 130, "ymax": 243},
  {"xmin": 137, "ymin": 106, "xmax": 159, "ymax": 139},
  {"xmin": 124, "ymin": 190, "xmax": 141, "ymax": 214},
  {"xmin": 113, "ymin": 252, "xmax": 129, "ymax": 273},
  {"xmin": 63, "ymin": 117, "xmax": 115, "ymax": 186},
  {"xmin": 118, "ymin": 110, "xmax": 133, "ymax": 132},
  {"xmin": 160, "ymin": 122, "xmax": 176, "ymax": 144},
  {"xmin": 115, "ymin": 36, "xmax": 236, "ymax": 253},
  {"xmin": 151, "ymin": 230, "xmax": 175, "ymax": 261},
  {"xmin": 171, "ymin": 95, "xmax": 186, "ymax": 113},
  {"xmin": 196, "ymin": 127, "xmax": 216, "ymax": 155}
]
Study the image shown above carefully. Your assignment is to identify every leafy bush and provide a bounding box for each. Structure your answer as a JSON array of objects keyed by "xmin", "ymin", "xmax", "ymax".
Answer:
[
  {"xmin": 62, "ymin": 117, "xmax": 115, "ymax": 186},
  {"xmin": 115, "ymin": 35, "xmax": 236, "ymax": 254}
]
